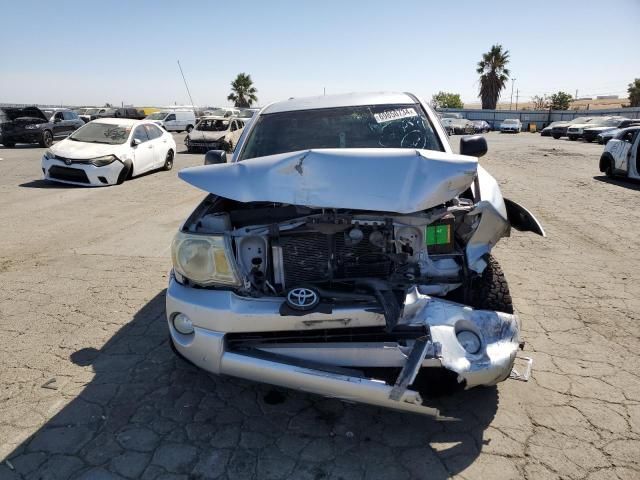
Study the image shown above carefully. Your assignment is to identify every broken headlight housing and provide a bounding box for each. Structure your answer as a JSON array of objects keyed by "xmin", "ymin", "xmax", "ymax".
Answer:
[
  {"xmin": 171, "ymin": 231, "xmax": 241, "ymax": 287},
  {"xmin": 91, "ymin": 155, "xmax": 118, "ymax": 167}
]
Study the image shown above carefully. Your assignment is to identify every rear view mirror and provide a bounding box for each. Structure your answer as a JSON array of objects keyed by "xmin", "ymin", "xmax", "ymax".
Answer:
[
  {"xmin": 204, "ymin": 150, "xmax": 227, "ymax": 165},
  {"xmin": 460, "ymin": 135, "xmax": 488, "ymax": 158}
]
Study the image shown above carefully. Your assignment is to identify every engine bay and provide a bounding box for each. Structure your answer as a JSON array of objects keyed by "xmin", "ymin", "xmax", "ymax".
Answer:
[{"xmin": 182, "ymin": 195, "xmax": 480, "ymax": 310}]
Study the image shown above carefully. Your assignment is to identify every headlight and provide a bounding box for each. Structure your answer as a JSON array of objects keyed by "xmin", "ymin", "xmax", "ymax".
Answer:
[
  {"xmin": 25, "ymin": 124, "xmax": 43, "ymax": 130},
  {"xmin": 44, "ymin": 149, "xmax": 55, "ymax": 160},
  {"xmin": 171, "ymin": 231, "xmax": 240, "ymax": 286},
  {"xmin": 91, "ymin": 155, "xmax": 118, "ymax": 167},
  {"xmin": 456, "ymin": 330, "xmax": 482, "ymax": 354}
]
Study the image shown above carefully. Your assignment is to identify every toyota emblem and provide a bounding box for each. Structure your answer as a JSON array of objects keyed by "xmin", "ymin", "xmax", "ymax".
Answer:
[
  {"xmin": 286, "ymin": 287, "xmax": 320, "ymax": 311},
  {"xmin": 64, "ymin": 158, "xmax": 72, "ymax": 165}
]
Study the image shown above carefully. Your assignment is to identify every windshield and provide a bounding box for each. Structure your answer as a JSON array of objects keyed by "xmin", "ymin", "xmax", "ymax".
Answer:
[
  {"xmin": 196, "ymin": 119, "xmax": 230, "ymax": 132},
  {"xmin": 503, "ymin": 119, "xmax": 519, "ymax": 124},
  {"xmin": 146, "ymin": 112, "xmax": 168, "ymax": 120},
  {"xmin": 239, "ymin": 104, "xmax": 443, "ymax": 161},
  {"xmin": 42, "ymin": 110, "xmax": 55, "ymax": 120},
  {"xmin": 237, "ymin": 110, "xmax": 255, "ymax": 118},
  {"xmin": 69, "ymin": 122, "xmax": 132, "ymax": 144}
]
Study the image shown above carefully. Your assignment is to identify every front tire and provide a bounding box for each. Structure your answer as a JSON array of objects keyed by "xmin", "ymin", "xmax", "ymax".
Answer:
[
  {"xmin": 2, "ymin": 141, "xmax": 15, "ymax": 148},
  {"xmin": 40, "ymin": 130, "xmax": 53, "ymax": 147},
  {"xmin": 116, "ymin": 161, "xmax": 133, "ymax": 185},
  {"xmin": 552, "ymin": 134, "xmax": 561, "ymax": 139},
  {"xmin": 163, "ymin": 150, "xmax": 174, "ymax": 171},
  {"xmin": 467, "ymin": 256, "xmax": 514, "ymax": 313}
]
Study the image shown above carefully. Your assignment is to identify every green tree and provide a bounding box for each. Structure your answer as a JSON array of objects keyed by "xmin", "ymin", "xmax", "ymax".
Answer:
[
  {"xmin": 227, "ymin": 73, "xmax": 258, "ymax": 108},
  {"xmin": 430, "ymin": 91, "xmax": 464, "ymax": 109},
  {"xmin": 549, "ymin": 91, "xmax": 573, "ymax": 110},
  {"xmin": 476, "ymin": 44, "xmax": 510, "ymax": 110},
  {"xmin": 628, "ymin": 78, "xmax": 640, "ymax": 107}
]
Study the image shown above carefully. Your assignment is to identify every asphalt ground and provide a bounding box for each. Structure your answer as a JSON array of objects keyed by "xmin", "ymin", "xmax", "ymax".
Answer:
[{"xmin": 0, "ymin": 132, "xmax": 639, "ymax": 479}]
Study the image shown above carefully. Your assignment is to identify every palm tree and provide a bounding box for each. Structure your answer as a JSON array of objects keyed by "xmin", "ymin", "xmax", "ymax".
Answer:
[
  {"xmin": 227, "ymin": 73, "xmax": 258, "ymax": 108},
  {"xmin": 476, "ymin": 45, "xmax": 510, "ymax": 110}
]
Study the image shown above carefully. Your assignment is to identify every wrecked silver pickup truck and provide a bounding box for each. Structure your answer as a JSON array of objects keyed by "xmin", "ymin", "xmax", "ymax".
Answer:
[{"xmin": 167, "ymin": 92, "xmax": 544, "ymax": 415}]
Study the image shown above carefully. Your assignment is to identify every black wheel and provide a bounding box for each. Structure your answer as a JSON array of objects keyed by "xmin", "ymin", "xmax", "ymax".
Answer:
[
  {"xmin": 568, "ymin": 136, "xmax": 576, "ymax": 141},
  {"xmin": 552, "ymin": 134, "xmax": 561, "ymax": 139},
  {"xmin": 467, "ymin": 256, "xmax": 513, "ymax": 313},
  {"xmin": 447, "ymin": 255, "xmax": 513, "ymax": 314},
  {"xmin": 2, "ymin": 141, "xmax": 15, "ymax": 148},
  {"xmin": 40, "ymin": 130, "xmax": 53, "ymax": 147},
  {"xmin": 605, "ymin": 159, "xmax": 614, "ymax": 178},
  {"xmin": 186, "ymin": 146, "xmax": 193, "ymax": 153},
  {"xmin": 163, "ymin": 150, "xmax": 174, "ymax": 171},
  {"xmin": 186, "ymin": 125, "xmax": 194, "ymax": 133},
  {"xmin": 116, "ymin": 161, "xmax": 133, "ymax": 185}
]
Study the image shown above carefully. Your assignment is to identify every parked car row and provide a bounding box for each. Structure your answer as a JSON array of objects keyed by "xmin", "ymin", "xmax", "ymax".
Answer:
[{"xmin": 546, "ymin": 116, "xmax": 640, "ymax": 143}]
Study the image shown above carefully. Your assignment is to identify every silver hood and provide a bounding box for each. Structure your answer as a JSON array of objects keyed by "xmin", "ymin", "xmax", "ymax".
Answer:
[
  {"xmin": 178, "ymin": 148, "xmax": 478, "ymax": 214},
  {"xmin": 188, "ymin": 130, "xmax": 227, "ymax": 142}
]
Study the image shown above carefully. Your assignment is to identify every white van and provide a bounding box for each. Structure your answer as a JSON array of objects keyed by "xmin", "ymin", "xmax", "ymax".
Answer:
[{"xmin": 145, "ymin": 110, "xmax": 196, "ymax": 132}]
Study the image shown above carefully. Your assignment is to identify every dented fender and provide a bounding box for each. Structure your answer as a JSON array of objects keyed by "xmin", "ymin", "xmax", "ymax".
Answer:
[{"xmin": 504, "ymin": 198, "xmax": 546, "ymax": 237}]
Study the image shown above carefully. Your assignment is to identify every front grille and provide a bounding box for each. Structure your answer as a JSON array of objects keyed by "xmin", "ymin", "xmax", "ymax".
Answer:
[
  {"xmin": 54, "ymin": 155, "xmax": 89, "ymax": 164},
  {"xmin": 48, "ymin": 166, "xmax": 90, "ymax": 183},
  {"xmin": 279, "ymin": 227, "xmax": 392, "ymax": 287}
]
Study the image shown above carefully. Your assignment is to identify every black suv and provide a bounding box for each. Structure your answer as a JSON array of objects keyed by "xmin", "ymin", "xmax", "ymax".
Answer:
[
  {"xmin": 93, "ymin": 108, "xmax": 145, "ymax": 120},
  {"xmin": 0, "ymin": 107, "xmax": 84, "ymax": 147}
]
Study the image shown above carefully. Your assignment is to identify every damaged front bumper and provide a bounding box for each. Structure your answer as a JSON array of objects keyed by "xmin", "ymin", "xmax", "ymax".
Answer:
[{"xmin": 166, "ymin": 273, "xmax": 524, "ymax": 416}]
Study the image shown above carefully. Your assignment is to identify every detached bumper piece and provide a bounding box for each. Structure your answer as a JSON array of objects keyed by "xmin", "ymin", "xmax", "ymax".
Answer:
[{"xmin": 167, "ymin": 280, "xmax": 527, "ymax": 416}]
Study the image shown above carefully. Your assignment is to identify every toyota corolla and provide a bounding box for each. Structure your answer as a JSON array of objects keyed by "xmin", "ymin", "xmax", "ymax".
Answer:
[
  {"xmin": 167, "ymin": 92, "xmax": 544, "ymax": 415},
  {"xmin": 41, "ymin": 119, "xmax": 176, "ymax": 186}
]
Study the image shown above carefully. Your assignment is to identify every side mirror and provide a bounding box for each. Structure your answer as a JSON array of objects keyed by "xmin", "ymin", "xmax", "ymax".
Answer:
[
  {"xmin": 131, "ymin": 138, "xmax": 142, "ymax": 147},
  {"xmin": 204, "ymin": 150, "xmax": 227, "ymax": 165},
  {"xmin": 460, "ymin": 135, "xmax": 488, "ymax": 158}
]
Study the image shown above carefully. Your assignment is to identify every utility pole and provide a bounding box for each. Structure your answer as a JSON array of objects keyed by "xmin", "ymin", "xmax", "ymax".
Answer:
[
  {"xmin": 575, "ymin": 89, "xmax": 578, "ymax": 100},
  {"xmin": 515, "ymin": 89, "xmax": 519, "ymax": 110},
  {"xmin": 323, "ymin": 87, "xmax": 326, "ymax": 96},
  {"xmin": 510, "ymin": 78, "xmax": 517, "ymax": 110},
  {"xmin": 177, "ymin": 60, "xmax": 196, "ymax": 109}
]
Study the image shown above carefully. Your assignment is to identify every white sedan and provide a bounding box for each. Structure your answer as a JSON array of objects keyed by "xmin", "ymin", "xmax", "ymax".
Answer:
[
  {"xmin": 599, "ymin": 126, "xmax": 640, "ymax": 179},
  {"xmin": 41, "ymin": 119, "xmax": 177, "ymax": 186},
  {"xmin": 499, "ymin": 119, "xmax": 522, "ymax": 133}
]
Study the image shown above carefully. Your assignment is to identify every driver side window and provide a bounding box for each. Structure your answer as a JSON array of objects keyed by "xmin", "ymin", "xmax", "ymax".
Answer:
[
  {"xmin": 622, "ymin": 132, "xmax": 635, "ymax": 143},
  {"xmin": 165, "ymin": 114, "xmax": 176, "ymax": 121},
  {"xmin": 132, "ymin": 126, "xmax": 150, "ymax": 144}
]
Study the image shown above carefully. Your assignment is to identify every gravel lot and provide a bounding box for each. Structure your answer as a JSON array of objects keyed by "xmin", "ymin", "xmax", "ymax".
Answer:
[{"xmin": 1, "ymin": 132, "xmax": 639, "ymax": 480}]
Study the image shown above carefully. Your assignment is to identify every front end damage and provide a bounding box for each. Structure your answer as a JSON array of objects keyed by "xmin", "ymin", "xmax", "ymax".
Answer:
[{"xmin": 167, "ymin": 148, "xmax": 543, "ymax": 415}]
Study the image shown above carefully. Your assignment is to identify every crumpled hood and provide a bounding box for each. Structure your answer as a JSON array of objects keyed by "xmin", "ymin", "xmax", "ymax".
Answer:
[
  {"xmin": 179, "ymin": 148, "xmax": 478, "ymax": 214},
  {"xmin": 188, "ymin": 130, "xmax": 226, "ymax": 142}
]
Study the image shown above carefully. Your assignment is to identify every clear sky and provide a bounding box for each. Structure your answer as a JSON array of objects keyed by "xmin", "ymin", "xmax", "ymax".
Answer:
[{"xmin": 1, "ymin": 0, "xmax": 638, "ymax": 107}]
